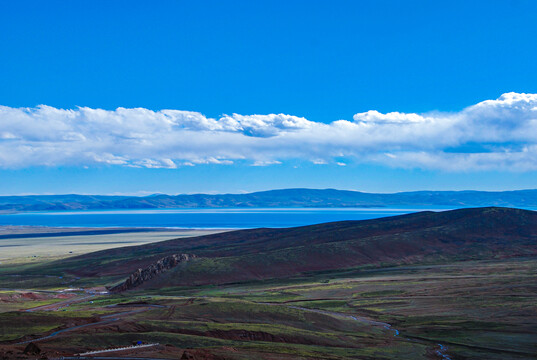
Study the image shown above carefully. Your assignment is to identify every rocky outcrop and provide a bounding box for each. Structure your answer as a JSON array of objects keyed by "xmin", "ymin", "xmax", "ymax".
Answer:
[
  {"xmin": 109, "ymin": 254, "xmax": 195, "ymax": 292},
  {"xmin": 23, "ymin": 342, "xmax": 41, "ymax": 355}
]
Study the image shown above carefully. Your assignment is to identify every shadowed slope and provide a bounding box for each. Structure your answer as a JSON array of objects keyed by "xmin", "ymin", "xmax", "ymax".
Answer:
[{"xmin": 49, "ymin": 207, "xmax": 537, "ymax": 286}]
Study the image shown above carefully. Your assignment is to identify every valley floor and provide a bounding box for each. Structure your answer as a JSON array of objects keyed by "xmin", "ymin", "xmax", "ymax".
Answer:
[{"xmin": 1, "ymin": 257, "xmax": 536, "ymax": 359}]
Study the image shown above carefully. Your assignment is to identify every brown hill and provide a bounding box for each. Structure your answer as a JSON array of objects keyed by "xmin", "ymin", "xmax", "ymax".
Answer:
[{"xmin": 51, "ymin": 207, "xmax": 537, "ymax": 287}]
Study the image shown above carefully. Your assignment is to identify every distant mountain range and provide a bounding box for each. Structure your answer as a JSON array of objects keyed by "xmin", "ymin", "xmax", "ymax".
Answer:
[{"xmin": 2, "ymin": 188, "xmax": 537, "ymax": 212}]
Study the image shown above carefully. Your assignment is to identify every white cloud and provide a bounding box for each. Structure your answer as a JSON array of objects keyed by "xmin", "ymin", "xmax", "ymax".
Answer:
[
  {"xmin": 1, "ymin": 93, "xmax": 537, "ymax": 171},
  {"xmin": 252, "ymin": 160, "xmax": 282, "ymax": 166},
  {"xmin": 190, "ymin": 157, "xmax": 234, "ymax": 165},
  {"xmin": 133, "ymin": 158, "xmax": 177, "ymax": 169},
  {"xmin": 353, "ymin": 110, "xmax": 427, "ymax": 124}
]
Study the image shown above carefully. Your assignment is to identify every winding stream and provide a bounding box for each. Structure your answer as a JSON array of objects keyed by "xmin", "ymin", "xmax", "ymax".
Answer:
[
  {"xmin": 14, "ymin": 294, "xmax": 451, "ymax": 359},
  {"xmin": 16, "ymin": 299, "xmax": 164, "ymax": 345},
  {"xmin": 264, "ymin": 303, "xmax": 451, "ymax": 360}
]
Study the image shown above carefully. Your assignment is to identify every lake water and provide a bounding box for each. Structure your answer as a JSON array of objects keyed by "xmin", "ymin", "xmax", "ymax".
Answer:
[{"xmin": 0, "ymin": 207, "xmax": 457, "ymax": 229}]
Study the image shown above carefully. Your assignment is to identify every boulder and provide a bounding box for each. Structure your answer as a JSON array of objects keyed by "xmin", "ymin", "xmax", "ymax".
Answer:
[{"xmin": 23, "ymin": 342, "xmax": 41, "ymax": 355}]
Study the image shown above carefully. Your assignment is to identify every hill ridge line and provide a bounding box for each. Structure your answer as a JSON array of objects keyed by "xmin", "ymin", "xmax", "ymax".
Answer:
[{"xmin": 3, "ymin": 189, "xmax": 537, "ymax": 211}]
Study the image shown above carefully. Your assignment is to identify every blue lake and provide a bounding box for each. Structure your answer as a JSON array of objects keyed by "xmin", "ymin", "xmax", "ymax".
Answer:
[{"xmin": 0, "ymin": 207, "xmax": 457, "ymax": 229}]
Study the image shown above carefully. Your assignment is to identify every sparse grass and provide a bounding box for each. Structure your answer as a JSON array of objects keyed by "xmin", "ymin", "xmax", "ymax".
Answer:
[
  {"xmin": 1, "ymin": 259, "xmax": 536, "ymax": 359},
  {"xmin": 0, "ymin": 311, "xmax": 96, "ymax": 341}
]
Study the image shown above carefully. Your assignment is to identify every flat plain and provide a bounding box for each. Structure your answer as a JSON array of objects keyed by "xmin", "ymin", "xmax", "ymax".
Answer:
[{"xmin": 0, "ymin": 227, "xmax": 226, "ymax": 264}]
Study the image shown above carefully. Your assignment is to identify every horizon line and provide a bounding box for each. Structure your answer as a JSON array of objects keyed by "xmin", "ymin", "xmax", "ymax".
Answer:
[{"xmin": 2, "ymin": 187, "xmax": 537, "ymax": 197}]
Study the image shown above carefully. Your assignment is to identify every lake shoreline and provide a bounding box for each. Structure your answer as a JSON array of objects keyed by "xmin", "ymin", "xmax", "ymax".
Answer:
[
  {"xmin": 0, "ymin": 226, "xmax": 233, "ymax": 239},
  {"xmin": 0, "ymin": 207, "xmax": 457, "ymax": 229}
]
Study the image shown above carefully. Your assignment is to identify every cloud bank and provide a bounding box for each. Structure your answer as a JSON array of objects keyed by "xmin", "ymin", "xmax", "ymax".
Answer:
[{"xmin": 1, "ymin": 92, "xmax": 537, "ymax": 171}]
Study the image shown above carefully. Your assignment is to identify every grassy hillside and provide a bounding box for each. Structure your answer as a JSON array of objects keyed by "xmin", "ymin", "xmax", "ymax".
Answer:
[
  {"xmin": 1, "ymin": 207, "xmax": 536, "ymax": 359},
  {"xmin": 2, "ymin": 259, "xmax": 536, "ymax": 359},
  {"xmin": 13, "ymin": 207, "xmax": 535, "ymax": 289}
]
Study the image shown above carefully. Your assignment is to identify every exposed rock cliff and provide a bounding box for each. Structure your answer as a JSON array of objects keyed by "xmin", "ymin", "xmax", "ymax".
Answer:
[{"xmin": 109, "ymin": 253, "xmax": 195, "ymax": 292}]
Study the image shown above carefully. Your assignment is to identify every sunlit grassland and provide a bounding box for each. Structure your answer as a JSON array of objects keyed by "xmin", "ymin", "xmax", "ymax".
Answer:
[
  {"xmin": 124, "ymin": 258, "xmax": 537, "ymax": 359},
  {"xmin": 0, "ymin": 258, "xmax": 535, "ymax": 359}
]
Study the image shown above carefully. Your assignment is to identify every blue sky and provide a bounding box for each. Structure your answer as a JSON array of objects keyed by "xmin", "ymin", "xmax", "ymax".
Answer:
[{"xmin": 1, "ymin": 0, "xmax": 537, "ymax": 195}]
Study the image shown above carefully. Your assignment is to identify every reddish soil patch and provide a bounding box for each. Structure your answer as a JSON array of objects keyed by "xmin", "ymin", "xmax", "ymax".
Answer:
[
  {"xmin": 20, "ymin": 293, "xmax": 41, "ymax": 300},
  {"xmin": 180, "ymin": 348, "xmax": 227, "ymax": 360}
]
